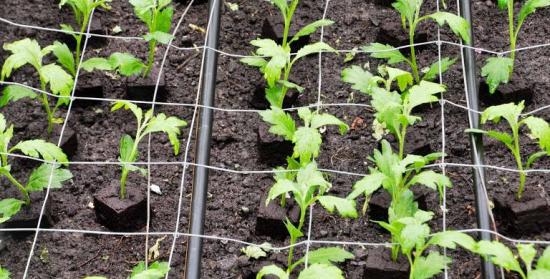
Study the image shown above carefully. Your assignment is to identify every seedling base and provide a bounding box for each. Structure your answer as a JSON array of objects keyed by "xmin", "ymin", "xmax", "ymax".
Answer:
[
  {"xmin": 364, "ymin": 247, "xmax": 408, "ymax": 279},
  {"xmin": 479, "ymin": 74, "xmax": 534, "ymax": 106},
  {"xmin": 494, "ymin": 188, "xmax": 550, "ymax": 236},
  {"xmin": 126, "ymin": 66, "xmax": 167, "ymax": 106},
  {"xmin": 250, "ymin": 86, "xmax": 299, "ymax": 110},
  {"xmin": 257, "ymin": 122, "xmax": 293, "ymax": 166},
  {"xmin": 93, "ymin": 180, "xmax": 148, "ymax": 231},
  {"xmin": 255, "ymin": 193, "xmax": 300, "ymax": 240}
]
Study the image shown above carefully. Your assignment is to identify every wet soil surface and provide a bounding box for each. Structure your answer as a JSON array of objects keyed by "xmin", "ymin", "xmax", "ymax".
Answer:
[{"xmin": 0, "ymin": 0, "xmax": 549, "ymax": 278}]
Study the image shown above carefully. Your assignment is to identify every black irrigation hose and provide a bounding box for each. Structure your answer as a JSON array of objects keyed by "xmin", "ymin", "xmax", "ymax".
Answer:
[
  {"xmin": 458, "ymin": 1, "xmax": 497, "ymax": 278},
  {"xmin": 184, "ymin": 0, "xmax": 222, "ymax": 278}
]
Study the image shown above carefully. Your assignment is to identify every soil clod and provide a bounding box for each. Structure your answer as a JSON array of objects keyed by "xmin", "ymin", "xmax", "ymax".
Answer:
[{"xmin": 364, "ymin": 247, "xmax": 408, "ymax": 279}]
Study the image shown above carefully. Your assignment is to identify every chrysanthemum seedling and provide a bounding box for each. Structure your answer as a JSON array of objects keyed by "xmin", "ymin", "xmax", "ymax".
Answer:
[
  {"xmin": 375, "ymin": 209, "xmax": 477, "ymax": 279},
  {"xmin": 0, "ymin": 114, "xmax": 72, "ymax": 223},
  {"xmin": 1, "ymin": 39, "xmax": 75, "ymax": 134},
  {"xmin": 481, "ymin": 0, "xmax": 550, "ymax": 93},
  {"xmin": 473, "ymin": 242, "xmax": 550, "ymax": 279},
  {"xmin": 80, "ymin": 52, "xmax": 146, "ymax": 77},
  {"xmin": 342, "ymin": 65, "xmax": 446, "ymax": 158},
  {"xmin": 347, "ymin": 140, "xmax": 450, "ymax": 259},
  {"xmin": 466, "ymin": 102, "xmax": 550, "ymax": 199},
  {"xmin": 241, "ymin": 0, "xmax": 335, "ymax": 108},
  {"xmin": 111, "ymin": 101, "xmax": 187, "ymax": 199},
  {"xmin": 129, "ymin": 0, "xmax": 175, "ymax": 78},
  {"xmin": 58, "ymin": 0, "xmax": 112, "ymax": 73},
  {"xmin": 363, "ymin": 0, "xmax": 470, "ymax": 83}
]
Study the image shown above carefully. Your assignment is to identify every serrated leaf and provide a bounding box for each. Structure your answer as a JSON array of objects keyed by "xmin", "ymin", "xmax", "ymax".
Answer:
[
  {"xmin": 40, "ymin": 64, "xmax": 74, "ymax": 98},
  {"xmin": 292, "ymin": 127, "xmax": 322, "ymax": 162},
  {"xmin": 408, "ymin": 170, "xmax": 451, "ymax": 199},
  {"xmin": 523, "ymin": 116, "xmax": 550, "ymax": 153},
  {"xmin": 363, "ymin": 43, "xmax": 408, "ymax": 65},
  {"xmin": 256, "ymin": 264, "xmax": 288, "ymax": 279},
  {"xmin": 480, "ymin": 102, "xmax": 523, "ymax": 128},
  {"xmin": 266, "ymin": 179, "xmax": 296, "ymax": 205},
  {"xmin": 518, "ymin": 0, "xmax": 550, "ymax": 29},
  {"xmin": 422, "ymin": 57, "xmax": 456, "ymax": 81},
  {"xmin": 81, "ymin": 57, "xmax": 114, "ymax": 72},
  {"xmin": 284, "ymin": 218, "xmax": 304, "ymax": 240},
  {"xmin": 130, "ymin": 261, "xmax": 169, "ymax": 279},
  {"xmin": 26, "ymin": 164, "xmax": 73, "ymax": 192},
  {"xmin": 251, "ymin": 39, "xmax": 288, "ymax": 87},
  {"xmin": 259, "ymin": 107, "xmax": 296, "ymax": 141},
  {"xmin": 50, "ymin": 41, "xmax": 75, "ymax": 76},
  {"xmin": 386, "ymin": 67, "xmax": 413, "ymax": 92},
  {"xmin": 518, "ymin": 244, "xmax": 537, "ymax": 271},
  {"xmin": 241, "ymin": 245, "xmax": 267, "ymax": 259},
  {"xmin": 428, "ymin": 230, "xmax": 477, "ymax": 251},
  {"xmin": 427, "ymin": 12, "xmax": 471, "ymax": 43},
  {"xmin": 290, "ymin": 19, "xmax": 334, "ymax": 44},
  {"xmin": 265, "ymin": 85, "xmax": 284, "ymax": 108},
  {"xmin": 296, "ymin": 161, "xmax": 331, "ymax": 193},
  {"xmin": 108, "ymin": 52, "xmax": 145, "ymax": 77},
  {"xmin": 481, "ymin": 57, "xmax": 514, "ymax": 94},
  {"xmin": 392, "ymin": 0, "xmax": 417, "ymax": 24},
  {"xmin": 1, "ymin": 38, "xmax": 43, "ymax": 80},
  {"xmin": 143, "ymin": 113, "xmax": 187, "ymax": 155},
  {"xmin": 0, "ymin": 198, "xmax": 24, "ymax": 223},
  {"xmin": 347, "ymin": 172, "xmax": 385, "ymax": 199},
  {"xmin": 298, "ymin": 263, "xmax": 344, "ymax": 279},
  {"xmin": 405, "ymin": 81, "xmax": 445, "ymax": 112},
  {"xmin": 342, "ymin": 65, "xmax": 377, "ymax": 94},
  {"xmin": 112, "ymin": 101, "xmax": 143, "ymax": 124},
  {"xmin": 144, "ymin": 31, "xmax": 174, "ymax": 44},
  {"xmin": 155, "ymin": 6, "xmax": 173, "ymax": 33},
  {"xmin": 11, "ymin": 139, "xmax": 68, "ymax": 165},
  {"xmin": 477, "ymin": 241, "xmax": 522, "ymax": 274},
  {"xmin": 0, "ymin": 85, "xmax": 38, "ymax": 107},
  {"xmin": 413, "ymin": 251, "xmax": 451, "ymax": 279},
  {"xmin": 292, "ymin": 42, "xmax": 335, "ymax": 63},
  {"xmin": 278, "ymin": 80, "xmax": 304, "ymax": 93},
  {"xmin": 400, "ymin": 223, "xmax": 430, "ymax": 254},
  {"xmin": 240, "ymin": 56, "xmax": 267, "ymax": 68},
  {"xmin": 318, "ymin": 196, "xmax": 358, "ymax": 218},
  {"xmin": 310, "ymin": 113, "xmax": 349, "ymax": 134},
  {"xmin": 301, "ymin": 247, "xmax": 354, "ymax": 266}
]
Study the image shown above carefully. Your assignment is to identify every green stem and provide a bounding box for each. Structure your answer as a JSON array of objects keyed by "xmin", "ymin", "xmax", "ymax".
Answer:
[
  {"xmin": 40, "ymin": 82, "xmax": 54, "ymax": 135},
  {"xmin": 143, "ymin": 40, "xmax": 157, "ymax": 78},
  {"xmin": 5, "ymin": 172, "xmax": 30, "ymax": 205},
  {"xmin": 75, "ymin": 14, "xmax": 89, "ymax": 73},
  {"xmin": 508, "ymin": 0, "xmax": 516, "ymax": 73},
  {"xmin": 119, "ymin": 137, "xmax": 141, "ymax": 199},
  {"xmin": 511, "ymin": 128, "xmax": 525, "ymax": 199},
  {"xmin": 407, "ymin": 253, "xmax": 414, "ymax": 279},
  {"xmin": 287, "ymin": 206, "xmax": 306, "ymax": 273},
  {"xmin": 409, "ymin": 26, "xmax": 420, "ymax": 83},
  {"xmin": 398, "ymin": 124, "xmax": 408, "ymax": 160}
]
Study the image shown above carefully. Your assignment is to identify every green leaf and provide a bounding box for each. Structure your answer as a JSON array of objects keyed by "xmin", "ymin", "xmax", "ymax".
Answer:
[
  {"xmin": 318, "ymin": 196, "xmax": 358, "ymax": 218},
  {"xmin": 11, "ymin": 139, "xmax": 69, "ymax": 165},
  {"xmin": 1, "ymin": 38, "xmax": 43, "ymax": 80},
  {"xmin": 0, "ymin": 85, "xmax": 38, "ymax": 107},
  {"xmin": 50, "ymin": 41, "xmax": 76, "ymax": 76},
  {"xmin": 130, "ymin": 261, "xmax": 170, "ymax": 279},
  {"xmin": 143, "ymin": 113, "xmax": 187, "ymax": 155},
  {"xmin": 392, "ymin": 0, "xmax": 417, "ymax": 24},
  {"xmin": 108, "ymin": 52, "xmax": 145, "ymax": 77},
  {"xmin": 518, "ymin": 244, "xmax": 537, "ymax": 271},
  {"xmin": 408, "ymin": 170, "xmax": 451, "ymax": 199},
  {"xmin": 428, "ymin": 231, "xmax": 477, "ymax": 251},
  {"xmin": 241, "ymin": 244, "xmax": 268, "ymax": 259},
  {"xmin": 111, "ymin": 101, "xmax": 143, "ymax": 124},
  {"xmin": 292, "ymin": 42, "xmax": 335, "ymax": 63},
  {"xmin": 266, "ymin": 179, "xmax": 296, "ymax": 205},
  {"xmin": 527, "ymin": 151, "xmax": 546, "ymax": 169},
  {"xmin": 251, "ymin": 39, "xmax": 288, "ymax": 87},
  {"xmin": 481, "ymin": 57, "xmax": 514, "ymax": 94},
  {"xmin": 518, "ymin": 0, "xmax": 550, "ymax": 29},
  {"xmin": 363, "ymin": 43, "xmax": 408, "ymax": 65},
  {"xmin": 0, "ymin": 198, "xmax": 24, "ymax": 223},
  {"xmin": 298, "ymin": 263, "xmax": 344, "ymax": 279},
  {"xmin": 155, "ymin": 5, "xmax": 173, "ymax": 33},
  {"xmin": 40, "ymin": 64, "xmax": 74, "ymax": 99},
  {"xmin": 269, "ymin": 0, "xmax": 288, "ymax": 16},
  {"xmin": 481, "ymin": 102, "xmax": 523, "ymax": 127},
  {"xmin": 523, "ymin": 116, "xmax": 550, "ymax": 153},
  {"xmin": 405, "ymin": 81, "xmax": 445, "ymax": 112},
  {"xmin": 536, "ymin": 246, "xmax": 550, "ymax": 270},
  {"xmin": 422, "ymin": 57, "xmax": 456, "ymax": 81},
  {"xmin": 497, "ymin": 0, "xmax": 508, "ymax": 9},
  {"xmin": 530, "ymin": 269, "xmax": 550, "ymax": 279},
  {"xmin": 284, "ymin": 218, "xmax": 304, "ymax": 240},
  {"xmin": 240, "ymin": 56, "xmax": 267, "ymax": 68},
  {"xmin": 278, "ymin": 80, "xmax": 304, "ymax": 93},
  {"xmin": 144, "ymin": 31, "xmax": 174, "ymax": 44},
  {"xmin": 476, "ymin": 240, "xmax": 523, "ymax": 274},
  {"xmin": 129, "ymin": 0, "xmax": 155, "ymax": 24},
  {"xmin": 265, "ymin": 85, "xmax": 284, "ymax": 108},
  {"xmin": 256, "ymin": 264, "xmax": 288, "ymax": 279},
  {"xmin": 259, "ymin": 107, "xmax": 296, "ymax": 141},
  {"xmin": 290, "ymin": 19, "xmax": 334, "ymax": 44},
  {"xmin": 342, "ymin": 65, "xmax": 377, "ymax": 94},
  {"xmin": 347, "ymin": 172, "xmax": 385, "ymax": 199},
  {"xmin": 295, "ymin": 247, "xmax": 354, "ymax": 268},
  {"xmin": 26, "ymin": 164, "xmax": 73, "ymax": 192},
  {"xmin": 413, "ymin": 251, "xmax": 451, "ymax": 279},
  {"xmin": 400, "ymin": 222, "xmax": 430, "ymax": 254},
  {"xmin": 427, "ymin": 12, "xmax": 471, "ymax": 43},
  {"xmin": 310, "ymin": 113, "xmax": 349, "ymax": 134},
  {"xmin": 119, "ymin": 134, "xmax": 137, "ymax": 164},
  {"xmin": 292, "ymin": 127, "xmax": 322, "ymax": 162},
  {"xmin": 81, "ymin": 57, "xmax": 114, "ymax": 72},
  {"xmin": 386, "ymin": 67, "xmax": 413, "ymax": 92},
  {"xmin": 296, "ymin": 161, "xmax": 331, "ymax": 193}
]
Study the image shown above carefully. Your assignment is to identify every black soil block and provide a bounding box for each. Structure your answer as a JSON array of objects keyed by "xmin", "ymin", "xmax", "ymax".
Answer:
[
  {"xmin": 364, "ymin": 247, "xmax": 408, "ymax": 279},
  {"xmin": 493, "ymin": 188, "xmax": 550, "ymax": 236},
  {"xmin": 255, "ymin": 193, "xmax": 300, "ymax": 240},
  {"xmin": 479, "ymin": 73, "xmax": 534, "ymax": 106},
  {"xmin": 126, "ymin": 66, "xmax": 167, "ymax": 104},
  {"xmin": 257, "ymin": 122, "xmax": 293, "ymax": 166}
]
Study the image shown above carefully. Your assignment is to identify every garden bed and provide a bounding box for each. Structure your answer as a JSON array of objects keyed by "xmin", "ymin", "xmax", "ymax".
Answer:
[{"xmin": 1, "ymin": 0, "xmax": 550, "ymax": 278}]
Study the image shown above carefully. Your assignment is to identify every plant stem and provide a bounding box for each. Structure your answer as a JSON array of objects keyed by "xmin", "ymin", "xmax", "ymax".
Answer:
[
  {"xmin": 398, "ymin": 124, "xmax": 408, "ymax": 160},
  {"xmin": 287, "ymin": 206, "xmax": 306, "ymax": 273},
  {"xmin": 143, "ymin": 40, "xmax": 157, "ymax": 78},
  {"xmin": 508, "ymin": 0, "xmax": 516, "ymax": 73},
  {"xmin": 4, "ymin": 172, "xmax": 30, "ymax": 205},
  {"xmin": 120, "ymin": 167, "xmax": 129, "ymax": 198},
  {"xmin": 512, "ymin": 128, "xmax": 525, "ymax": 199},
  {"xmin": 407, "ymin": 254, "xmax": 414, "ymax": 279},
  {"xmin": 409, "ymin": 27, "xmax": 420, "ymax": 83},
  {"xmin": 75, "ymin": 13, "xmax": 89, "ymax": 73},
  {"xmin": 39, "ymin": 81, "xmax": 54, "ymax": 135}
]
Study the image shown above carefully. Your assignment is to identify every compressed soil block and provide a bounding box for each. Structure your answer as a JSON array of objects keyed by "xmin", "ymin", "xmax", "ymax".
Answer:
[
  {"xmin": 261, "ymin": 16, "xmax": 311, "ymax": 53},
  {"xmin": 126, "ymin": 66, "xmax": 167, "ymax": 105},
  {"xmin": 493, "ymin": 188, "xmax": 550, "ymax": 236},
  {"xmin": 375, "ymin": 20, "xmax": 429, "ymax": 52},
  {"xmin": 364, "ymin": 247, "xmax": 408, "ymax": 279},
  {"xmin": 250, "ymin": 85, "xmax": 299, "ymax": 110},
  {"xmin": 93, "ymin": 180, "xmax": 149, "ymax": 231},
  {"xmin": 53, "ymin": 125, "xmax": 78, "ymax": 160},
  {"xmin": 478, "ymin": 73, "xmax": 534, "ymax": 106},
  {"xmin": 255, "ymin": 193, "xmax": 300, "ymax": 240},
  {"xmin": 368, "ymin": 189, "xmax": 428, "ymax": 221},
  {"xmin": 73, "ymin": 74, "xmax": 104, "ymax": 107},
  {"xmin": 59, "ymin": 18, "xmax": 107, "ymax": 50},
  {"xmin": 257, "ymin": 122, "xmax": 294, "ymax": 166},
  {"xmin": 2, "ymin": 190, "xmax": 53, "ymax": 237}
]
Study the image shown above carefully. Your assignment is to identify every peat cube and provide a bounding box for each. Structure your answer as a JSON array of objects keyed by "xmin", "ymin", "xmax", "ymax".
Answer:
[
  {"xmin": 479, "ymin": 73, "xmax": 534, "ymax": 106},
  {"xmin": 255, "ymin": 193, "xmax": 300, "ymax": 240},
  {"xmin": 126, "ymin": 66, "xmax": 167, "ymax": 105},
  {"xmin": 257, "ymin": 122, "xmax": 293, "ymax": 166},
  {"xmin": 73, "ymin": 73, "xmax": 104, "ymax": 107},
  {"xmin": 364, "ymin": 247, "xmax": 408, "ymax": 279},
  {"xmin": 493, "ymin": 189, "xmax": 550, "ymax": 235},
  {"xmin": 93, "ymin": 181, "xmax": 148, "ymax": 231},
  {"xmin": 368, "ymin": 189, "xmax": 428, "ymax": 222}
]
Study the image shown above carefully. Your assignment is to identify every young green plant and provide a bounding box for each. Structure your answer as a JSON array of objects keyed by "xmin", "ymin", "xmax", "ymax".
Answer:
[
  {"xmin": 363, "ymin": 0, "xmax": 470, "ymax": 83},
  {"xmin": 1, "ymin": 39, "xmax": 75, "ymax": 134},
  {"xmin": 0, "ymin": 113, "xmax": 72, "ymax": 223},
  {"xmin": 111, "ymin": 101, "xmax": 187, "ymax": 199},
  {"xmin": 83, "ymin": 261, "xmax": 170, "ymax": 279},
  {"xmin": 347, "ymin": 140, "xmax": 451, "ymax": 259},
  {"xmin": 466, "ymin": 102, "xmax": 550, "ymax": 199},
  {"xmin": 473, "ymin": 241, "xmax": 550, "ymax": 279},
  {"xmin": 376, "ymin": 209, "xmax": 478, "ymax": 279},
  {"xmin": 241, "ymin": 0, "xmax": 335, "ymax": 108},
  {"xmin": 58, "ymin": 0, "xmax": 112, "ymax": 73},
  {"xmin": 481, "ymin": 0, "xmax": 550, "ymax": 93},
  {"xmin": 342, "ymin": 65, "xmax": 446, "ymax": 159},
  {"xmin": 129, "ymin": 0, "xmax": 175, "ymax": 77}
]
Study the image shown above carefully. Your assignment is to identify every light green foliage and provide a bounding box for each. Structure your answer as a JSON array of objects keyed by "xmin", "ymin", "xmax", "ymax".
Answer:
[
  {"xmin": 482, "ymin": 0, "xmax": 550, "ymax": 92},
  {"xmin": 0, "ymin": 85, "xmax": 38, "ymax": 107},
  {"xmin": 241, "ymin": 242, "xmax": 272, "ymax": 259},
  {"xmin": 1, "ymin": 39, "xmax": 75, "ymax": 133},
  {"xmin": 422, "ymin": 57, "xmax": 456, "ymax": 81},
  {"xmin": 241, "ymin": 0, "xmax": 335, "ymax": 108},
  {"xmin": 0, "ymin": 113, "xmax": 71, "ymax": 223},
  {"xmin": 466, "ymin": 102, "xmax": 550, "ymax": 199},
  {"xmin": 0, "ymin": 266, "xmax": 10, "ymax": 279},
  {"xmin": 81, "ymin": 52, "xmax": 145, "ymax": 77},
  {"xmin": 129, "ymin": 261, "xmax": 170, "ymax": 279},
  {"xmin": 342, "ymin": 65, "xmax": 445, "ymax": 158},
  {"xmin": 111, "ymin": 101, "xmax": 187, "ymax": 199},
  {"xmin": 129, "ymin": 0, "xmax": 174, "ymax": 77}
]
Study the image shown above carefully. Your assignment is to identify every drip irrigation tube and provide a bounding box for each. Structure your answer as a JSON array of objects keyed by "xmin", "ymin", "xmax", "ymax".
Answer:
[
  {"xmin": 459, "ymin": 0, "xmax": 497, "ymax": 278},
  {"xmin": 184, "ymin": 0, "xmax": 222, "ymax": 278}
]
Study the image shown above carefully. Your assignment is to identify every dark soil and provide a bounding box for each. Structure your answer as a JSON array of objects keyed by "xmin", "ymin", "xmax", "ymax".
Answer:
[{"xmin": 0, "ymin": 0, "xmax": 549, "ymax": 278}]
